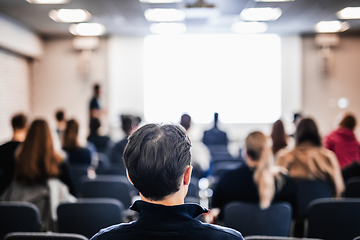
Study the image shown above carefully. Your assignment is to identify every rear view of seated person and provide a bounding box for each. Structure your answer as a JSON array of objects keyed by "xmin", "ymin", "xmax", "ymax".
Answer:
[
  {"xmin": 87, "ymin": 117, "xmax": 112, "ymax": 155},
  {"xmin": 212, "ymin": 131, "xmax": 295, "ymax": 217},
  {"xmin": 63, "ymin": 119, "xmax": 92, "ymax": 165},
  {"xmin": 1, "ymin": 119, "xmax": 76, "ymax": 231},
  {"xmin": 91, "ymin": 124, "xmax": 243, "ymax": 240},
  {"xmin": 0, "ymin": 113, "xmax": 28, "ymax": 195}
]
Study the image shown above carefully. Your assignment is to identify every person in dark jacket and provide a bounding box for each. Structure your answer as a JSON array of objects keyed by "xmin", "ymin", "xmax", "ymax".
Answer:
[
  {"xmin": 87, "ymin": 117, "xmax": 112, "ymax": 155},
  {"xmin": 91, "ymin": 124, "xmax": 244, "ymax": 240},
  {"xmin": 0, "ymin": 113, "xmax": 28, "ymax": 195}
]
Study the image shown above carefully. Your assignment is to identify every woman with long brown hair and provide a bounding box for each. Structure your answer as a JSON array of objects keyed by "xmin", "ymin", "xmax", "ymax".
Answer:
[
  {"xmin": 271, "ymin": 119, "xmax": 291, "ymax": 156},
  {"xmin": 1, "ymin": 119, "xmax": 76, "ymax": 230},
  {"xmin": 277, "ymin": 118, "xmax": 345, "ymax": 197},
  {"xmin": 63, "ymin": 119, "xmax": 92, "ymax": 165}
]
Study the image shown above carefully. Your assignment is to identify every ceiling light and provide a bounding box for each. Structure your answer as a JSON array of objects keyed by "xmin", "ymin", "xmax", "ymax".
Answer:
[
  {"xmin": 26, "ymin": 0, "xmax": 70, "ymax": 3},
  {"xmin": 254, "ymin": 0, "xmax": 293, "ymax": 2},
  {"xmin": 150, "ymin": 22, "xmax": 186, "ymax": 34},
  {"xmin": 231, "ymin": 22, "xmax": 268, "ymax": 34},
  {"xmin": 145, "ymin": 9, "xmax": 185, "ymax": 22},
  {"xmin": 140, "ymin": 0, "xmax": 182, "ymax": 2},
  {"xmin": 337, "ymin": 7, "xmax": 360, "ymax": 19},
  {"xmin": 315, "ymin": 21, "xmax": 349, "ymax": 33},
  {"xmin": 69, "ymin": 23, "xmax": 106, "ymax": 36},
  {"xmin": 49, "ymin": 9, "xmax": 91, "ymax": 23},
  {"xmin": 240, "ymin": 7, "xmax": 282, "ymax": 21}
]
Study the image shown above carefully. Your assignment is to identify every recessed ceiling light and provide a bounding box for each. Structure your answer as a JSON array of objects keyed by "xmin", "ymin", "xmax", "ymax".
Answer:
[
  {"xmin": 150, "ymin": 22, "xmax": 186, "ymax": 34},
  {"xmin": 69, "ymin": 23, "xmax": 106, "ymax": 36},
  {"xmin": 26, "ymin": 0, "xmax": 70, "ymax": 4},
  {"xmin": 240, "ymin": 7, "xmax": 282, "ymax": 21},
  {"xmin": 231, "ymin": 22, "xmax": 268, "ymax": 34},
  {"xmin": 315, "ymin": 21, "xmax": 349, "ymax": 33},
  {"xmin": 254, "ymin": 0, "xmax": 293, "ymax": 2},
  {"xmin": 337, "ymin": 7, "xmax": 360, "ymax": 19},
  {"xmin": 49, "ymin": 9, "xmax": 91, "ymax": 23},
  {"xmin": 140, "ymin": 0, "xmax": 182, "ymax": 2},
  {"xmin": 145, "ymin": 9, "xmax": 185, "ymax": 22}
]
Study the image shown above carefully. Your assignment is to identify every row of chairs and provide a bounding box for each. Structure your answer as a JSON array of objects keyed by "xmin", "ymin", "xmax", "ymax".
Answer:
[
  {"xmin": 223, "ymin": 198, "xmax": 360, "ymax": 240},
  {"xmin": 0, "ymin": 199, "xmax": 123, "ymax": 239}
]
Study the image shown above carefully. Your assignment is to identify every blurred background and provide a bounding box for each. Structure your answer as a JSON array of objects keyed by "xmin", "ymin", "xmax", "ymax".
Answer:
[{"xmin": 0, "ymin": 0, "xmax": 360, "ymax": 150}]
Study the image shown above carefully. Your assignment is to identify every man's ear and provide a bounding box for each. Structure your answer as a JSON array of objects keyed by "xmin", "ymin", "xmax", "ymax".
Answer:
[
  {"xmin": 183, "ymin": 165, "xmax": 193, "ymax": 186},
  {"xmin": 126, "ymin": 170, "xmax": 134, "ymax": 185}
]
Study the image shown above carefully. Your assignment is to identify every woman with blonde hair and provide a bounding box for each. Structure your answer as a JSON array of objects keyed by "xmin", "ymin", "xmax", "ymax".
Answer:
[
  {"xmin": 63, "ymin": 119, "xmax": 92, "ymax": 165},
  {"xmin": 212, "ymin": 131, "xmax": 295, "ymax": 216},
  {"xmin": 1, "ymin": 119, "xmax": 76, "ymax": 230}
]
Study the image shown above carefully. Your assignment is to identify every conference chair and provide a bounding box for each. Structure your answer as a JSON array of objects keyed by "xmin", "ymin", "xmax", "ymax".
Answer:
[
  {"xmin": 0, "ymin": 202, "xmax": 41, "ymax": 240},
  {"xmin": 354, "ymin": 237, "xmax": 360, "ymax": 240},
  {"xmin": 224, "ymin": 201, "xmax": 292, "ymax": 237},
  {"xmin": 80, "ymin": 175, "xmax": 135, "ymax": 208},
  {"xmin": 307, "ymin": 198, "xmax": 360, "ymax": 240},
  {"xmin": 4, "ymin": 232, "xmax": 88, "ymax": 240},
  {"xmin": 245, "ymin": 237, "xmax": 322, "ymax": 240},
  {"xmin": 345, "ymin": 177, "xmax": 360, "ymax": 198},
  {"xmin": 293, "ymin": 179, "xmax": 333, "ymax": 218},
  {"xmin": 57, "ymin": 198, "xmax": 124, "ymax": 239}
]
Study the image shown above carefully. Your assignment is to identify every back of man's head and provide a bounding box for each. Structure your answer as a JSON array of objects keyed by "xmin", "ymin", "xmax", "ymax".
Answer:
[
  {"xmin": 89, "ymin": 117, "xmax": 101, "ymax": 134},
  {"xmin": 123, "ymin": 124, "xmax": 191, "ymax": 201},
  {"xmin": 55, "ymin": 110, "xmax": 65, "ymax": 122},
  {"xmin": 11, "ymin": 113, "xmax": 27, "ymax": 131},
  {"xmin": 180, "ymin": 114, "xmax": 191, "ymax": 131}
]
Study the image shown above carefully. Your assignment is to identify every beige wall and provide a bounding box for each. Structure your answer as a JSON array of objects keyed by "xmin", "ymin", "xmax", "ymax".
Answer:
[
  {"xmin": 302, "ymin": 34, "xmax": 360, "ymax": 139},
  {"xmin": 32, "ymin": 37, "xmax": 108, "ymax": 144}
]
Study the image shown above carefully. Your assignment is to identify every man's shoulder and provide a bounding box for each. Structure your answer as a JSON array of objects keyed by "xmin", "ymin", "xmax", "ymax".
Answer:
[
  {"xmin": 198, "ymin": 222, "xmax": 244, "ymax": 239},
  {"xmin": 90, "ymin": 222, "xmax": 135, "ymax": 240}
]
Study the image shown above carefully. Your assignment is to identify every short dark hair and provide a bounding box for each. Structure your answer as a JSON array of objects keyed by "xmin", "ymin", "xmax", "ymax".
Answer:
[
  {"xmin": 55, "ymin": 110, "xmax": 65, "ymax": 122},
  {"xmin": 11, "ymin": 113, "xmax": 27, "ymax": 130},
  {"xmin": 180, "ymin": 114, "xmax": 191, "ymax": 130},
  {"xmin": 295, "ymin": 118, "xmax": 321, "ymax": 147},
  {"xmin": 89, "ymin": 117, "xmax": 101, "ymax": 133},
  {"xmin": 123, "ymin": 124, "xmax": 191, "ymax": 201},
  {"xmin": 339, "ymin": 114, "xmax": 356, "ymax": 131},
  {"xmin": 121, "ymin": 115, "xmax": 133, "ymax": 136}
]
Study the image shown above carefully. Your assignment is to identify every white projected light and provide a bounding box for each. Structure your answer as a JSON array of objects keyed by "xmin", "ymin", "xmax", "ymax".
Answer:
[
  {"xmin": 337, "ymin": 7, "xmax": 360, "ymax": 19},
  {"xmin": 145, "ymin": 9, "xmax": 185, "ymax": 22},
  {"xmin": 49, "ymin": 9, "xmax": 91, "ymax": 22},
  {"xmin": 315, "ymin": 21, "xmax": 349, "ymax": 33},
  {"xmin": 240, "ymin": 7, "xmax": 282, "ymax": 21},
  {"xmin": 150, "ymin": 22, "xmax": 186, "ymax": 34},
  {"xmin": 69, "ymin": 23, "xmax": 106, "ymax": 36},
  {"xmin": 232, "ymin": 22, "xmax": 268, "ymax": 34},
  {"xmin": 143, "ymin": 34, "xmax": 281, "ymax": 124}
]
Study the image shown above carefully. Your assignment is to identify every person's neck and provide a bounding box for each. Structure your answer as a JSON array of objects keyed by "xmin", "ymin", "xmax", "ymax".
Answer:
[
  {"xmin": 140, "ymin": 192, "xmax": 185, "ymax": 206},
  {"xmin": 12, "ymin": 130, "xmax": 26, "ymax": 142}
]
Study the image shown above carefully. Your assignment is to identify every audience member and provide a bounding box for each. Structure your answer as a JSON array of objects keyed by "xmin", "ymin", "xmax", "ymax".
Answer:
[
  {"xmin": 63, "ymin": 119, "xmax": 92, "ymax": 165},
  {"xmin": 0, "ymin": 113, "xmax": 28, "ymax": 195},
  {"xmin": 290, "ymin": 113, "xmax": 303, "ymax": 138},
  {"xmin": 271, "ymin": 119, "xmax": 292, "ymax": 156},
  {"xmin": 87, "ymin": 117, "xmax": 112, "ymax": 155},
  {"xmin": 109, "ymin": 115, "xmax": 140, "ymax": 165},
  {"xmin": 212, "ymin": 131, "xmax": 295, "ymax": 216},
  {"xmin": 324, "ymin": 112, "xmax": 360, "ymax": 169},
  {"xmin": 276, "ymin": 118, "xmax": 345, "ymax": 197},
  {"xmin": 91, "ymin": 124, "xmax": 244, "ymax": 240},
  {"xmin": 180, "ymin": 113, "xmax": 211, "ymax": 177},
  {"xmin": 90, "ymin": 84, "xmax": 101, "ymax": 118},
  {"xmin": 55, "ymin": 109, "xmax": 66, "ymax": 142},
  {"xmin": 0, "ymin": 119, "xmax": 76, "ymax": 231},
  {"xmin": 202, "ymin": 112, "xmax": 229, "ymax": 153}
]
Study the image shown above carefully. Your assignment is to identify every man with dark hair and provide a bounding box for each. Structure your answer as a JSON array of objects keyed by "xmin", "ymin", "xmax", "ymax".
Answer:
[
  {"xmin": 55, "ymin": 109, "xmax": 66, "ymax": 140},
  {"xmin": 91, "ymin": 124, "xmax": 243, "ymax": 240},
  {"xmin": 87, "ymin": 117, "xmax": 111, "ymax": 155},
  {"xmin": 0, "ymin": 113, "xmax": 28, "ymax": 195}
]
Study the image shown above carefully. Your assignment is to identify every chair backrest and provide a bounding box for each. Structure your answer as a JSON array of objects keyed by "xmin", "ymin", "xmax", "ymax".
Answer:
[
  {"xmin": 80, "ymin": 175, "xmax": 134, "ymax": 208},
  {"xmin": 294, "ymin": 179, "xmax": 333, "ymax": 218},
  {"xmin": 57, "ymin": 198, "xmax": 124, "ymax": 239},
  {"xmin": 245, "ymin": 236, "xmax": 323, "ymax": 240},
  {"xmin": 307, "ymin": 198, "xmax": 360, "ymax": 240},
  {"xmin": 224, "ymin": 201, "xmax": 292, "ymax": 237},
  {"xmin": 4, "ymin": 232, "xmax": 88, "ymax": 240},
  {"xmin": 353, "ymin": 236, "xmax": 360, "ymax": 240},
  {"xmin": 186, "ymin": 178, "xmax": 199, "ymax": 199},
  {"xmin": 345, "ymin": 177, "xmax": 360, "ymax": 198},
  {"xmin": 68, "ymin": 164, "xmax": 89, "ymax": 197},
  {"xmin": 0, "ymin": 202, "xmax": 41, "ymax": 240}
]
